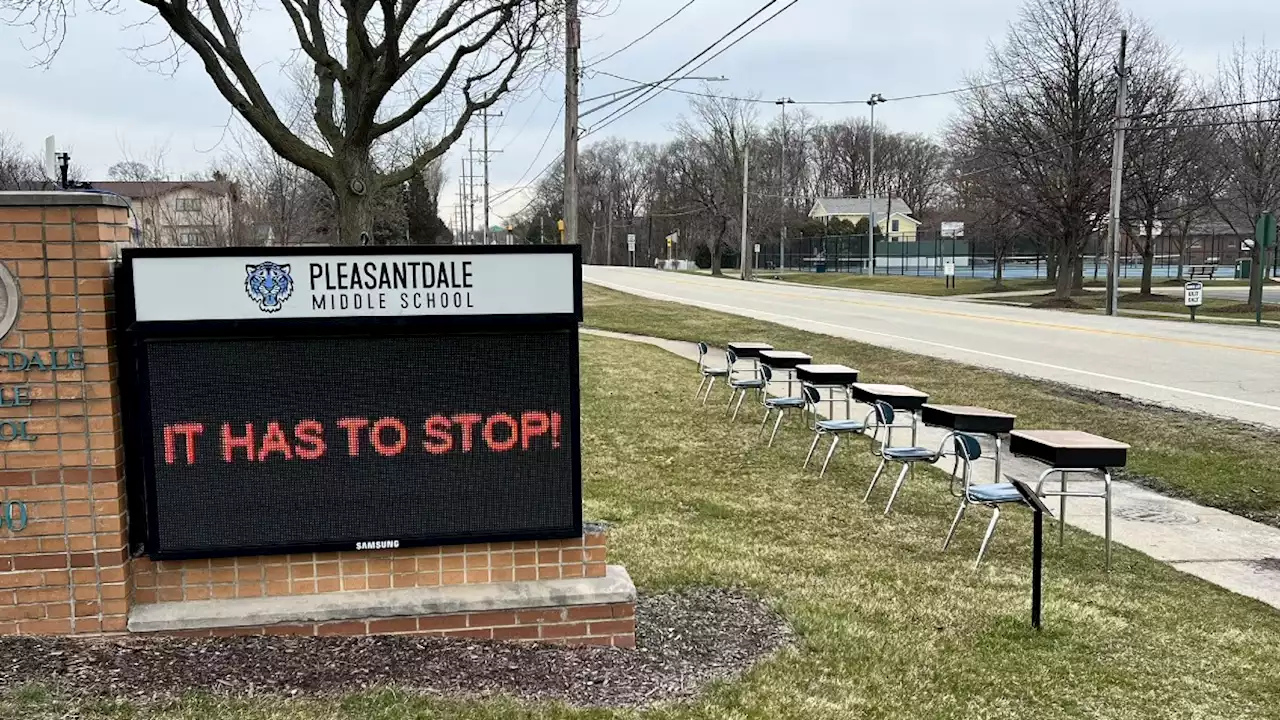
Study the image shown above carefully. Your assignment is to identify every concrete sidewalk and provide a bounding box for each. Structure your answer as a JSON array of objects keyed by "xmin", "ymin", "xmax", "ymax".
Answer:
[{"xmin": 583, "ymin": 327, "xmax": 1280, "ymax": 611}]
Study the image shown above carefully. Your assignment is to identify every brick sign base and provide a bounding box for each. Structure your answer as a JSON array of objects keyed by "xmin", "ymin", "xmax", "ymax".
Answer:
[{"xmin": 0, "ymin": 192, "xmax": 634, "ymax": 647}]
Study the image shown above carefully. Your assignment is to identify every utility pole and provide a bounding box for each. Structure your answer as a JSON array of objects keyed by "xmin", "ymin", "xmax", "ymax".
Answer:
[
  {"xmin": 867, "ymin": 93, "xmax": 885, "ymax": 276},
  {"xmin": 563, "ymin": 0, "xmax": 580, "ymax": 246},
  {"xmin": 459, "ymin": 157, "xmax": 468, "ymax": 244},
  {"xmin": 1105, "ymin": 29, "xmax": 1129, "ymax": 317},
  {"xmin": 776, "ymin": 98, "xmax": 794, "ymax": 272},
  {"xmin": 606, "ymin": 195, "xmax": 614, "ymax": 266},
  {"xmin": 740, "ymin": 141, "xmax": 752, "ymax": 281},
  {"xmin": 478, "ymin": 111, "xmax": 504, "ymax": 245}
]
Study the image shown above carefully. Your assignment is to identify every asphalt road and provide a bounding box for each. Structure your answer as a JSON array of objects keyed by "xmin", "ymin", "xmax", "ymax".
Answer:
[{"xmin": 585, "ymin": 267, "xmax": 1280, "ymax": 429}]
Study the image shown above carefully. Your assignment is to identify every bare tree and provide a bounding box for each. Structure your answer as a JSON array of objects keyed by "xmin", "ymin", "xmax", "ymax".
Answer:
[
  {"xmin": 951, "ymin": 0, "xmax": 1122, "ymax": 299},
  {"xmin": 1204, "ymin": 40, "xmax": 1280, "ymax": 310},
  {"xmin": 0, "ymin": 134, "xmax": 46, "ymax": 190},
  {"xmin": 670, "ymin": 93, "xmax": 757, "ymax": 276},
  {"xmin": 1121, "ymin": 36, "xmax": 1206, "ymax": 295},
  {"xmin": 3, "ymin": 0, "xmax": 568, "ymax": 244}
]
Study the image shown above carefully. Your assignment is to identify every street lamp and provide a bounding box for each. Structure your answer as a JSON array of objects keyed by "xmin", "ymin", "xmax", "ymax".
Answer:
[
  {"xmin": 867, "ymin": 93, "xmax": 885, "ymax": 276},
  {"xmin": 776, "ymin": 97, "xmax": 795, "ymax": 272}
]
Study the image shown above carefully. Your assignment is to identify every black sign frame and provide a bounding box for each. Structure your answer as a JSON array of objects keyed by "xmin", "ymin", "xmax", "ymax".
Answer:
[{"xmin": 116, "ymin": 244, "xmax": 584, "ymax": 560}]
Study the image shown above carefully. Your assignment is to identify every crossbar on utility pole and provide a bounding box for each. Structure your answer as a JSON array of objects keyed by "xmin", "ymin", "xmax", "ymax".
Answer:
[
  {"xmin": 1106, "ymin": 29, "xmax": 1129, "ymax": 317},
  {"xmin": 740, "ymin": 141, "xmax": 752, "ymax": 281},
  {"xmin": 563, "ymin": 0, "xmax": 580, "ymax": 246}
]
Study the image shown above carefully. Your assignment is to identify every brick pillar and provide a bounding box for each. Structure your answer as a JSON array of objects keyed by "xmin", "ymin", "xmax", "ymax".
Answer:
[{"xmin": 0, "ymin": 192, "xmax": 132, "ymax": 635}]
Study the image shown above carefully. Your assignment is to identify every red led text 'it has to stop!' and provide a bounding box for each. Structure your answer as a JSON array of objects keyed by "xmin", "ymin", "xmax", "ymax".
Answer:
[{"xmin": 161, "ymin": 412, "xmax": 563, "ymax": 465}]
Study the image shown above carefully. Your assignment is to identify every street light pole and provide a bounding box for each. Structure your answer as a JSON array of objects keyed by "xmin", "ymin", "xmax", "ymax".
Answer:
[
  {"xmin": 867, "ymin": 93, "xmax": 885, "ymax": 276},
  {"xmin": 776, "ymin": 97, "xmax": 794, "ymax": 273}
]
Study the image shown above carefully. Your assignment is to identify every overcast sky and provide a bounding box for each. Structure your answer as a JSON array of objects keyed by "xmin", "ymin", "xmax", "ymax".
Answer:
[{"xmin": 0, "ymin": 0, "xmax": 1275, "ymax": 228}]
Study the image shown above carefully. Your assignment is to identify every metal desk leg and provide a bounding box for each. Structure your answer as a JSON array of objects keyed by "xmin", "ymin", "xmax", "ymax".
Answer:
[
  {"xmin": 1059, "ymin": 469, "xmax": 1067, "ymax": 546},
  {"xmin": 911, "ymin": 412, "xmax": 918, "ymax": 446},
  {"xmin": 993, "ymin": 434, "xmax": 1003, "ymax": 484},
  {"xmin": 1104, "ymin": 471, "xmax": 1112, "ymax": 571}
]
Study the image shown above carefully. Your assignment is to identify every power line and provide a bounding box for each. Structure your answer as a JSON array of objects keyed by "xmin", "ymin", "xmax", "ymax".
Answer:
[
  {"xmin": 1130, "ymin": 117, "xmax": 1280, "ymax": 131},
  {"xmin": 505, "ymin": 152, "xmax": 565, "ymax": 219},
  {"xmin": 1128, "ymin": 96, "xmax": 1280, "ymax": 120},
  {"xmin": 584, "ymin": 0, "xmax": 700, "ymax": 69},
  {"xmin": 879, "ymin": 74, "xmax": 1042, "ymax": 103},
  {"xmin": 492, "ymin": 104, "xmax": 564, "ymax": 202},
  {"xmin": 585, "ymin": 0, "xmax": 792, "ymax": 136},
  {"xmin": 594, "ymin": 70, "xmax": 767, "ymax": 104},
  {"xmin": 951, "ymin": 130, "xmax": 1112, "ymax": 181}
]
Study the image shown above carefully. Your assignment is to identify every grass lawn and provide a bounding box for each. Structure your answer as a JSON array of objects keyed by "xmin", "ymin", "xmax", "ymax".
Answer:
[
  {"xmin": 7, "ymin": 331, "xmax": 1280, "ymax": 719},
  {"xmin": 771, "ymin": 272, "xmax": 1258, "ymax": 297},
  {"xmin": 1024, "ymin": 292, "xmax": 1280, "ymax": 323},
  {"xmin": 770, "ymin": 272, "xmax": 1045, "ymax": 296},
  {"xmin": 583, "ymin": 284, "xmax": 1280, "ymax": 528}
]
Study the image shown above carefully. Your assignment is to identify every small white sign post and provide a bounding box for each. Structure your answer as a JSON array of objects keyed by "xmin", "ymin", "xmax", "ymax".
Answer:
[
  {"xmin": 753, "ymin": 243, "xmax": 761, "ymax": 270},
  {"xmin": 1184, "ymin": 281, "xmax": 1204, "ymax": 322},
  {"xmin": 943, "ymin": 261, "xmax": 957, "ymax": 289},
  {"xmin": 627, "ymin": 234, "xmax": 636, "ymax": 267}
]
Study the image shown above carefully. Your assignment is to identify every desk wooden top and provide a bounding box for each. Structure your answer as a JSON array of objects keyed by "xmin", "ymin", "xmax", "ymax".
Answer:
[
  {"xmin": 796, "ymin": 364, "xmax": 859, "ymax": 386},
  {"xmin": 796, "ymin": 363, "xmax": 857, "ymax": 374},
  {"xmin": 921, "ymin": 405, "xmax": 1016, "ymax": 434},
  {"xmin": 727, "ymin": 342, "xmax": 773, "ymax": 360},
  {"xmin": 759, "ymin": 350, "xmax": 813, "ymax": 369},
  {"xmin": 1009, "ymin": 430, "xmax": 1129, "ymax": 469},
  {"xmin": 850, "ymin": 383, "xmax": 929, "ymax": 410},
  {"xmin": 1010, "ymin": 430, "xmax": 1129, "ymax": 450},
  {"xmin": 851, "ymin": 383, "xmax": 928, "ymax": 398}
]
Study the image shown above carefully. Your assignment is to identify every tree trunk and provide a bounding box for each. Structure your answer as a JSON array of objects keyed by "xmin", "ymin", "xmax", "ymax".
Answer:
[
  {"xmin": 709, "ymin": 240, "xmax": 723, "ymax": 276},
  {"xmin": 1140, "ymin": 220, "xmax": 1156, "ymax": 296},
  {"xmin": 1054, "ymin": 245, "xmax": 1074, "ymax": 299},
  {"xmin": 335, "ymin": 152, "xmax": 375, "ymax": 245},
  {"xmin": 994, "ymin": 251, "xmax": 1005, "ymax": 289},
  {"xmin": 1047, "ymin": 251, "xmax": 1058, "ymax": 285},
  {"xmin": 1176, "ymin": 233, "xmax": 1186, "ymax": 280},
  {"xmin": 336, "ymin": 188, "xmax": 374, "ymax": 246}
]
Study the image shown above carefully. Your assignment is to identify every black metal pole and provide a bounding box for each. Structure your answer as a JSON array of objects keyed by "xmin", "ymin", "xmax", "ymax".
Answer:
[{"xmin": 1032, "ymin": 509, "xmax": 1044, "ymax": 630}]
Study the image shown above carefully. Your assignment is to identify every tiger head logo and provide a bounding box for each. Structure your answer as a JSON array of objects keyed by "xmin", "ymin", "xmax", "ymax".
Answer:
[{"xmin": 244, "ymin": 262, "xmax": 294, "ymax": 313}]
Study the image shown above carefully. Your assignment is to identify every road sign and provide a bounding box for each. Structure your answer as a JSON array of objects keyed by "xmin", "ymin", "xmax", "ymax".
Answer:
[
  {"xmin": 753, "ymin": 243, "xmax": 761, "ymax": 253},
  {"xmin": 626, "ymin": 234, "xmax": 636, "ymax": 252},
  {"xmin": 1256, "ymin": 212, "xmax": 1277, "ymax": 250},
  {"xmin": 1184, "ymin": 281, "xmax": 1203, "ymax": 306},
  {"xmin": 943, "ymin": 262, "xmax": 956, "ymax": 277}
]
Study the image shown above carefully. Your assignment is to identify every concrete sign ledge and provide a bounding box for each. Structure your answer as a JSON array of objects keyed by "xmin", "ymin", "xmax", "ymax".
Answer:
[
  {"xmin": 0, "ymin": 190, "xmax": 130, "ymax": 207},
  {"xmin": 128, "ymin": 566, "xmax": 636, "ymax": 633}
]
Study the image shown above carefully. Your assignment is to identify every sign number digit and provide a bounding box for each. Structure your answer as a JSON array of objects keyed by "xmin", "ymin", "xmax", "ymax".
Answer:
[{"xmin": 0, "ymin": 501, "xmax": 26, "ymax": 532}]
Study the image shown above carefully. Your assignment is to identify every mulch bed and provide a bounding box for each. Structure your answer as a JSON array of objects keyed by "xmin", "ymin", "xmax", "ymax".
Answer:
[{"xmin": 0, "ymin": 588, "xmax": 793, "ymax": 708}]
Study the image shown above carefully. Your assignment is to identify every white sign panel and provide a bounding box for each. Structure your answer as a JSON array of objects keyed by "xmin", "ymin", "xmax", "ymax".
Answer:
[
  {"xmin": 943, "ymin": 262, "xmax": 956, "ymax": 277},
  {"xmin": 753, "ymin": 243, "xmax": 761, "ymax": 253},
  {"xmin": 130, "ymin": 252, "xmax": 577, "ymax": 322},
  {"xmin": 1184, "ymin": 281, "xmax": 1204, "ymax": 307},
  {"xmin": 627, "ymin": 234, "xmax": 636, "ymax": 251}
]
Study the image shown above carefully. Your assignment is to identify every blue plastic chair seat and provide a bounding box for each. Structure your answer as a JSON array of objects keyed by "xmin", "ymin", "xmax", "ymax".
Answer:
[
  {"xmin": 765, "ymin": 396, "xmax": 805, "ymax": 408},
  {"xmin": 883, "ymin": 447, "xmax": 938, "ymax": 462},
  {"xmin": 702, "ymin": 367, "xmax": 730, "ymax": 377},
  {"xmin": 731, "ymin": 378, "xmax": 767, "ymax": 389},
  {"xmin": 967, "ymin": 483, "xmax": 1022, "ymax": 503},
  {"xmin": 818, "ymin": 419, "xmax": 865, "ymax": 432}
]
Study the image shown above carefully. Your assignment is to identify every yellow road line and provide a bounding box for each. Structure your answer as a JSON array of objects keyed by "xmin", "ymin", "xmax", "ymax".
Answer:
[{"xmin": 649, "ymin": 274, "xmax": 1280, "ymax": 357}]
